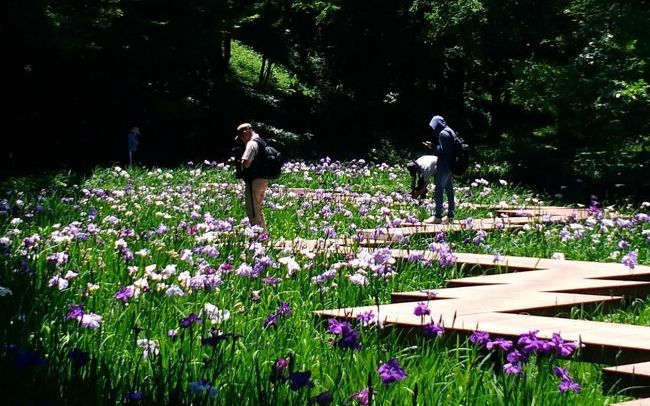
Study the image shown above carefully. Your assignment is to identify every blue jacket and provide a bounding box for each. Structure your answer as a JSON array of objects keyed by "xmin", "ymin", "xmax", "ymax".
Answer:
[
  {"xmin": 429, "ymin": 115, "xmax": 454, "ymax": 169},
  {"xmin": 127, "ymin": 132, "xmax": 139, "ymax": 152}
]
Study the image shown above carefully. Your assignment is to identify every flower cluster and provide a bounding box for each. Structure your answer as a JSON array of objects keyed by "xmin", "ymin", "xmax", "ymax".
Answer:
[
  {"xmin": 65, "ymin": 304, "xmax": 102, "ymax": 329},
  {"xmin": 470, "ymin": 329, "xmax": 580, "ymax": 391},
  {"xmin": 326, "ymin": 318, "xmax": 361, "ymax": 350},
  {"xmin": 377, "ymin": 358, "xmax": 407, "ymax": 384},
  {"xmin": 427, "ymin": 241, "xmax": 457, "ymax": 267},
  {"xmin": 263, "ymin": 302, "xmax": 293, "ymax": 329},
  {"xmin": 553, "ymin": 367, "xmax": 581, "ymax": 393},
  {"xmin": 269, "ymin": 357, "xmax": 316, "ymax": 393}
]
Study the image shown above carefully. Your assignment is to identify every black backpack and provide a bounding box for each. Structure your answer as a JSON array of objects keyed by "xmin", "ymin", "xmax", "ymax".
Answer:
[
  {"xmin": 450, "ymin": 130, "xmax": 470, "ymax": 175},
  {"xmin": 253, "ymin": 138, "xmax": 284, "ymax": 180}
]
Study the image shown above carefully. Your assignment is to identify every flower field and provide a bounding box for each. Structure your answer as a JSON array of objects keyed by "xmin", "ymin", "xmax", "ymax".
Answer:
[{"xmin": 1, "ymin": 159, "xmax": 648, "ymax": 405}]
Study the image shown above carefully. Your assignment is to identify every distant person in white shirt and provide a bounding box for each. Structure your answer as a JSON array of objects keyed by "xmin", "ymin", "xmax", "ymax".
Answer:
[{"xmin": 406, "ymin": 155, "xmax": 437, "ymax": 199}]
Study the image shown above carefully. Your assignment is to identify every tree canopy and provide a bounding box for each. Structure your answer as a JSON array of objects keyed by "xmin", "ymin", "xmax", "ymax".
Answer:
[{"xmin": 2, "ymin": 0, "xmax": 649, "ymax": 199}]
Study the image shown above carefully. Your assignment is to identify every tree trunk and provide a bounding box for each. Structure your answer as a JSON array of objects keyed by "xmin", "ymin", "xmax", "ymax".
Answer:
[
  {"xmin": 222, "ymin": 31, "xmax": 232, "ymax": 72},
  {"xmin": 259, "ymin": 57, "xmax": 267, "ymax": 86},
  {"xmin": 264, "ymin": 60, "xmax": 273, "ymax": 86},
  {"xmin": 258, "ymin": 56, "xmax": 274, "ymax": 88}
]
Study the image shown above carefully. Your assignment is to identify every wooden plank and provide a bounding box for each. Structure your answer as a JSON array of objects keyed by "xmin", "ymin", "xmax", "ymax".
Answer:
[
  {"xmin": 394, "ymin": 279, "xmax": 650, "ymax": 302},
  {"xmin": 610, "ymin": 400, "xmax": 650, "ymax": 406},
  {"xmin": 396, "ymin": 284, "xmax": 631, "ymax": 303},
  {"xmin": 604, "ymin": 362, "xmax": 650, "ymax": 399}
]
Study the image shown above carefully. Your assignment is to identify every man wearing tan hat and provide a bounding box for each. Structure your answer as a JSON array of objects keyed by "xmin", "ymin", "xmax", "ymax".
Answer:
[{"xmin": 235, "ymin": 122, "xmax": 269, "ymax": 229}]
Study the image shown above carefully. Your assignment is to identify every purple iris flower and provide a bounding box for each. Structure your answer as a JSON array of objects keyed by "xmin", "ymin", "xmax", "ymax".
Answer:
[
  {"xmin": 503, "ymin": 362, "xmax": 523, "ymax": 375},
  {"xmin": 622, "ymin": 250, "xmax": 638, "ymax": 269},
  {"xmin": 337, "ymin": 329, "xmax": 361, "ymax": 350},
  {"xmin": 119, "ymin": 228, "xmax": 135, "ymax": 237},
  {"xmin": 188, "ymin": 380, "xmax": 218, "ymax": 397},
  {"xmin": 66, "ymin": 304, "xmax": 84, "ymax": 320},
  {"xmin": 349, "ymin": 388, "xmax": 374, "ymax": 405},
  {"xmin": 327, "ymin": 319, "xmax": 350, "ymax": 335},
  {"xmin": 201, "ymin": 330, "xmax": 238, "ymax": 346},
  {"xmin": 517, "ymin": 330, "xmax": 547, "ymax": 354},
  {"xmin": 407, "ymin": 252, "xmax": 424, "ymax": 262},
  {"xmin": 554, "ymin": 367, "xmax": 581, "ymax": 393},
  {"xmin": 553, "ymin": 367, "xmax": 570, "ymax": 381},
  {"xmin": 287, "ymin": 371, "xmax": 314, "ymax": 391},
  {"xmin": 486, "ymin": 338, "xmax": 513, "ymax": 352},
  {"xmin": 470, "ymin": 330, "xmax": 490, "ymax": 346},
  {"xmin": 47, "ymin": 251, "xmax": 69, "ymax": 267},
  {"xmin": 559, "ymin": 379, "xmax": 581, "ymax": 393},
  {"xmin": 473, "ymin": 230, "xmax": 487, "ymax": 245},
  {"xmin": 356, "ymin": 310, "xmax": 376, "ymax": 326},
  {"xmin": 377, "ymin": 358, "xmax": 407, "ymax": 384},
  {"xmin": 11, "ymin": 347, "xmax": 47, "ymax": 370},
  {"xmin": 506, "ymin": 349, "xmax": 528, "ymax": 365},
  {"xmin": 120, "ymin": 247, "xmax": 134, "ymax": 262},
  {"xmin": 587, "ymin": 199, "xmax": 601, "ymax": 216},
  {"xmin": 270, "ymin": 357, "xmax": 290, "ymax": 382},
  {"xmin": 262, "ymin": 276, "xmax": 283, "ymax": 285},
  {"xmin": 68, "ymin": 347, "xmax": 90, "ymax": 369},
  {"xmin": 114, "ymin": 286, "xmax": 135, "ymax": 302},
  {"xmin": 263, "ymin": 314, "xmax": 278, "ymax": 329},
  {"xmin": 276, "ymin": 302, "xmax": 292, "ymax": 317},
  {"xmin": 326, "ymin": 318, "xmax": 361, "ymax": 350},
  {"xmin": 179, "ymin": 313, "xmax": 202, "ymax": 328},
  {"xmin": 312, "ymin": 268, "xmax": 337, "ymax": 285},
  {"xmin": 123, "ymin": 392, "xmax": 145, "ymax": 402},
  {"xmin": 22, "ymin": 235, "xmax": 39, "ymax": 249},
  {"xmin": 634, "ymin": 213, "xmax": 649, "ymax": 224},
  {"xmin": 309, "ymin": 391, "xmax": 333, "ymax": 405},
  {"xmin": 423, "ymin": 322, "xmax": 445, "ymax": 337},
  {"xmin": 372, "ymin": 248, "xmax": 392, "ymax": 265},
  {"xmin": 548, "ymin": 333, "xmax": 576, "ymax": 357},
  {"xmin": 323, "ymin": 226, "xmax": 337, "ymax": 239},
  {"xmin": 156, "ymin": 224, "xmax": 169, "ymax": 235},
  {"xmin": 219, "ymin": 262, "xmax": 233, "ymax": 272},
  {"xmin": 413, "ymin": 302, "xmax": 431, "ymax": 316},
  {"xmin": 275, "ymin": 357, "xmax": 289, "ymax": 373}
]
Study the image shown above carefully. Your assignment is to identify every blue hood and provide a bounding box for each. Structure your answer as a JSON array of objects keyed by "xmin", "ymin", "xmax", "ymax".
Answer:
[{"xmin": 429, "ymin": 115, "xmax": 447, "ymax": 135}]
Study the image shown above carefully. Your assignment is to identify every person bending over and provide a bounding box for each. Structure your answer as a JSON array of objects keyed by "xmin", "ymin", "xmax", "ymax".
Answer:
[{"xmin": 406, "ymin": 155, "xmax": 437, "ymax": 199}]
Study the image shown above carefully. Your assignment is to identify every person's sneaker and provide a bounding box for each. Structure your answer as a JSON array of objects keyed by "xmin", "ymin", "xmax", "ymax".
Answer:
[
  {"xmin": 432, "ymin": 217, "xmax": 443, "ymax": 224},
  {"xmin": 445, "ymin": 217, "xmax": 454, "ymax": 225}
]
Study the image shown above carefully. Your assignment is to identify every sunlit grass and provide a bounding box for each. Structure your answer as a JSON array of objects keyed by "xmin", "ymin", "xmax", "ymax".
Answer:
[{"xmin": 229, "ymin": 40, "xmax": 316, "ymax": 98}]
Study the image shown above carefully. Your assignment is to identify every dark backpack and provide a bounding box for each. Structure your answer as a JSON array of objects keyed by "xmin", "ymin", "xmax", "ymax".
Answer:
[
  {"xmin": 252, "ymin": 138, "xmax": 284, "ymax": 180},
  {"xmin": 450, "ymin": 130, "xmax": 470, "ymax": 175}
]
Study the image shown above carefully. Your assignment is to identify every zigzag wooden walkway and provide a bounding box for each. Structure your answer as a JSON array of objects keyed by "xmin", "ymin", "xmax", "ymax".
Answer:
[
  {"xmin": 273, "ymin": 201, "xmax": 649, "ymax": 400},
  {"xmin": 313, "ymin": 249, "xmax": 650, "ymax": 399}
]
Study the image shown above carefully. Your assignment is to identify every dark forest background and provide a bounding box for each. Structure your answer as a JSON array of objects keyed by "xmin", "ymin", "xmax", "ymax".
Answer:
[{"xmin": 2, "ymin": 0, "xmax": 649, "ymax": 202}]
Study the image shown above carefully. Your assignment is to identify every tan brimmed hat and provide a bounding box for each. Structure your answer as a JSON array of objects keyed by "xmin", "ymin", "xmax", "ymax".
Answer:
[{"xmin": 234, "ymin": 123, "xmax": 252, "ymax": 140}]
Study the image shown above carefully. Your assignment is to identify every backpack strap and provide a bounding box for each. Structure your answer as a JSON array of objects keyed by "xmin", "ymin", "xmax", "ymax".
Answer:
[{"xmin": 253, "ymin": 137, "xmax": 267, "ymax": 149}]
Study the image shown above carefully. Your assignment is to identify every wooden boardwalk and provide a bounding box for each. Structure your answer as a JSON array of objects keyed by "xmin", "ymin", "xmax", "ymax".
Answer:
[
  {"xmin": 274, "ymin": 202, "xmax": 650, "ymax": 399},
  {"xmin": 314, "ymin": 249, "xmax": 650, "ymax": 397}
]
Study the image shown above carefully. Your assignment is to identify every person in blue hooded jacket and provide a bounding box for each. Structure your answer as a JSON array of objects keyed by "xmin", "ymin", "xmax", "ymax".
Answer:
[
  {"xmin": 423, "ymin": 115, "xmax": 455, "ymax": 224},
  {"xmin": 127, "ymin": 126, "xmax": 140, "ymax": 166}
]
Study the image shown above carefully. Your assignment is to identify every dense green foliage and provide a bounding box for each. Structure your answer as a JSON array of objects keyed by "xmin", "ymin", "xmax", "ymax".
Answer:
[{"xmin": 3, "ymin": 0, "xmax": 649, "ymax": 200}]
